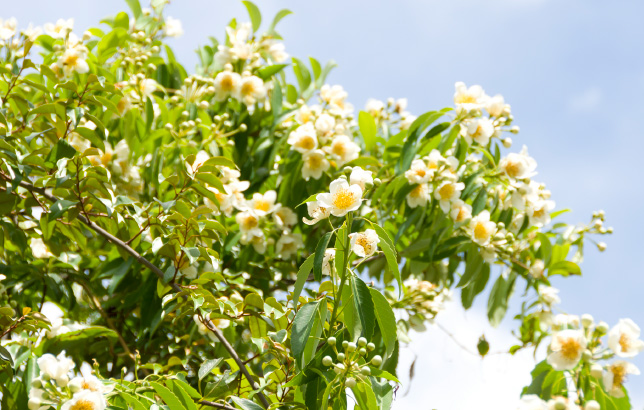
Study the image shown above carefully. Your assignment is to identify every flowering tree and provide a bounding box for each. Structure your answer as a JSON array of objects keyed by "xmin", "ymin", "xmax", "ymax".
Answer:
[{"xmin": 0, "ymin": 2, "xmax": 640, "ymax": 410}]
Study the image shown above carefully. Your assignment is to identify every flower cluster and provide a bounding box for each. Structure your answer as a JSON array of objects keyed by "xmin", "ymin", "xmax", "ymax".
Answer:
[
  {"xmin": 321, "ymin": 336, "xmax": 382, "ymax": 389},
  {"xmin": 364, "ymin": 97, "xmax": 417, "ymax": 130}
]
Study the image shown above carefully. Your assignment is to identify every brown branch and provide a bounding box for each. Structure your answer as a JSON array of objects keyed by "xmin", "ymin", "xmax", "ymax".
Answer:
[
  {"xmin": 198, "ymin": 400, "xmax": 238, "ymax": 410},
  {"xmin": 1, "ymin": 314, "xmax": 26, "ymax": 339},
  {"xmin": 6, "ymin": 175, "xmax": 270, "ymax": 409}
]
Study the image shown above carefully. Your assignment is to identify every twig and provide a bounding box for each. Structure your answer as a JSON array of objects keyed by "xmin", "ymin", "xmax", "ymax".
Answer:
[
  {"xmin": 198, "ymin": 400, "xmax": 238, "ymax": 410},
  {"xmin": 6, "ymin": 175, "xmax": 270, "ymax": 409}
]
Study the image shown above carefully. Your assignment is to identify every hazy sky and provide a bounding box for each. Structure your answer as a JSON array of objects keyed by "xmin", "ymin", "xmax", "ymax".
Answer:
[{"xmin": 4, "ymin": 0, "xmax": 644, "ymax": 407}]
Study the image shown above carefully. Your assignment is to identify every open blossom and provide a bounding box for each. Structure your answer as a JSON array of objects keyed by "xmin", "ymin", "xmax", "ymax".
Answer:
[
  {"xmin": 30, "ymin": 238, "xmax": 53, "ymax": 258},
  {"xmin": 538, "ymin": 285, "xmax": 561, "ymax": 307},
  {"xmin": 449, "ymin": 199, "xmax": 472, "ymax": 223},
  {"xmin": 547, "ymin": 329, "xmax": 587, "ymax": 370},
  {"xmin": 529, "ymin": 259, "xmax": 545, "ymax": 278},
  {"xmin": 316, "ymin": 179, "xmax": 363, "ymax": 217},
  {"xmin": 406, "ymin": 183, "xmax": 430, "ymax": 208},
  {"xmin": 263, "ymin": 39, "xmax": 288, "ymax": 62},
  {"xmin": 302, "ymin": 150, "xmax": 330, "ymax": 180},
  {"xmin": 320, "ymin": 84, "xmax": 353, "ymax": 115},
  {"xmin": 248, "ymin": 190, "xmax": 277, "ymax": 216},
  {"xmin": 288, "ymin": 123, "xmax": 318, "ymax": 154},
  {"xmin": 56, "ymin": 45, "xmax": 89, "ymax": 77},
  {"xmin": 236, "ymin": 210, "xmax": 260, "ymax": 232},
  {"xmin": 68, "ymin": 375, "xmax": 112, "ymax": 394},
  {"xmin": 325, "ymin": 135, "xmax": 360, "ymax": 166},
  {"xmin": 434, "ymin": 181, "xmax": 464, "ymax": 212},
  {"xmin": 37, "ymin": 352, "xmax": 75, "ymax": 386},
  {"xmin": 61, "ymin": 390, "xmax": 107, "ymax": 410},
  {"xmin": 22, "ymin": 24, "xmax": 43, "ymax": 41},
  {"xmin": 189, "ymin": 150, "xmax": 210, "ymax": 173},
  {"xmin": 235, "ymin": 73, "xmax": 266, "ymax": 106},
  {"xmin": 486, "ymin": 94, "xmax": 507, "ymax": 117},
  {"xmin": 273, "ymin": 205, "xmax": 297, "ymax": 230},
  {"xmin": 469, "ymin": 210, "xmax": 496, "ymax": 246},
  {"xmin": 213, "ymin": 68, "xmax": 241, "ymax": 101},
  {"xmin": 349, "ymin": 229, "xmax": 380, "ymax": 258},
  {"xmin": 44, "ymin": 18, "xmax": 74, "ymax": 38},
  {"xmin": 603, "ymin": 361, "xmax": 639, "ymax": 398},
  {"xmin": 322, "ymin": 249, "xmax": 335, "ymax": 275},
  {"xmin": 365, "ymin": 98, "xmax": 385, "ymax": 117},
  {"xmin": 405, "ymin": 159, "xmax": 431, "ymax": 184},
  {"xmin": 0, "ymin": 18, "xmax": 17, "ymax": 40},
  {"xmin": 241, "ymin": 229, "xmax": 267, "ymax": 254},
  {"xmin": 163, "ymin": 16, "xmax": 183, "ymax": 37},
  {"xmin": 500, "ymin": 145, "xmax": 537, "ymax": 179},
  {"xmin": 527, "ymin": 199, "xmax": 555, "ymax": 227},
  {"xmin": 454, "ymin": 81, "xmax": 487, "ymax": 112},
  {"xmin": 517, "ymin": 395, "xmax": 547, "ymax": 410},
  {"xmin": 349, "ymin": 167, "xmax": 373, "ymax": 190},
  {"xmin": 276, "ymin": 233, "xmax": 303, "ymax": 259},
  {"xmin": 314, "ymin": 113, "xmax": 335, "ymax": 135},
  {"xmin": 460, "ymin": 117, "xmax": 495, "ymax": 146},
  {"xmin": 608, "ymin": 319, "xmax": 644, "ymax": 358},
  {"xmin": 193, "ymin": 314, "xmax": 230, "ymax": 343},
  {"xmin": 303, "ymin": 201, "xmax": 331, "ymax": 225}
]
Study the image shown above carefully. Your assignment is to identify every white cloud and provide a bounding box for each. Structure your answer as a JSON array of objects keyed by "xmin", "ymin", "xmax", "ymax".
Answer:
[{"xmin": 568, "ymin": 87, "xmax": 602, "ymax": 112}]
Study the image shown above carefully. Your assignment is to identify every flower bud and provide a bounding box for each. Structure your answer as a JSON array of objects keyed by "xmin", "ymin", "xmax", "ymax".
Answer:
[
  {"xmin": 358, "ymin": 348, "xmax": 367, "ymax": 356},
  {"xmin": 342, "ymin": 340, "xmax": 349, "ymax": 349},
  {"xmin": 30, "ymin": 378, "xmax": 43, "ymax": 388},
  {"xmin": 360, "ymin": 366, "xmax": 371, "ymax": 376},
  {"xmin": 581, "ymin": 314, "xmax": 594, "ymax": 328},
  {"xmin": 502, "ymin": 138, "xmax": 512, "ymax": 148},
  {"xmin": 343, "ymin": 166, "xmax": 353, "ymax": 175},
  {"xmin": 198, "ymin": 101, "xmax": 210, "ymax": 110},
  {"xmin": 337, "ymin": 353, "xmax": 345, "ymax": 362},
  {"xmin": 597, "ymin": 242, "xmax": 607, "ymax": 252},
  {"xmin": 510, "ymin": 126, "xmax": 520, "ymax": 134},
  {"xmin": 322, "ymin": 356, "xmax": 333, "ymax": 366},
  {"xmin": 346, "ymin": 342, "xmax": 357, "ymax": 353},
  {"xmin": 367, "ymin": 342, "xmax": 375, "ymax": 351},
  {"xmin": 371, "ymin": 355, "xmax": 382, "ymax": 366},
  {"xmin": 596, "ymin": 321, "xmax": 609, "ymax": 334},
  {"xmin": 333, "ymin": 363, "xmax": 345, "ymax": 374},
  {"xmin": 181, "ymin": 110, "xmax": 190, "ymax": 118},
  {"xmin": 584, "ymin": 401, "xmax": 600, "ymax": 410},
  {"xmin": 373, "ymin": 178, "xmax": 382, "ymax": 186},
  {"xmin": 582, "ymin": 349, "xmax": 592, "ymax": 362},
  {"xmin": 554, "ymin": 398, "xmax": 567, "ymax": 410},
  {"xmin": 327, "ymin": 336, "xmax": 337, "ymax": 346},
  {"xmin": 590, "ymin": 363, "xmax": 603, "ymax": 379},
  {"xmin": 358, "ymin": 337, "xmax": 367, "ymax": 347},
  {"xmin": 345, "ymin": 377, "xmax": 356, "ymax": 388},
  {"xmin": 164, "ymin": 123, "xmax": 173, "ymax": 131},
  {"xmin": 239, "ymin": 123, "xmax": 247, "ymax": 131}
]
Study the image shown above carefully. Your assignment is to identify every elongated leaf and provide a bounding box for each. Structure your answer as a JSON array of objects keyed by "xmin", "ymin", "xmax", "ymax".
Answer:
[
  {"xmin": 231, "ymin": 397, "xmax": 264, "ymax": 410},
  {"xmin": 358, "ymin": 111, "xmax": 377, "ymax": 152},
  {"xmin": 292, "ymin": 300, "xmax": 326, "ymax": 369},
  {"xmin": 242, "ymin": 1, "xmax": 262, "ymax": 32},
  {"xmin": 370, "ymin": 288, "xmax": 397, "ymax": 358},
  {"xmin": 292, "ymin": 254, "xmax": 314, "ymax": 310},
  {"xmin": 150, "ymin": 382, "xmax": 186, "ymax": 410},
  {"xmin": 370, "ymin": 224, "xmax": 402, "ymax": 297},
  {"xmin": 351, "ymin": 276, "xmax": 375, "ymax": 340},
  {"xmin": 48, "ymin": 199, "xmax": 77, "ymax": 221},
  {"xmin": 314, "ymin": 232, "xmax": 333, "ymax": 282},
  {"xmin": 198, "ymin": 358, "xmax": 222, "ymax": 381}
]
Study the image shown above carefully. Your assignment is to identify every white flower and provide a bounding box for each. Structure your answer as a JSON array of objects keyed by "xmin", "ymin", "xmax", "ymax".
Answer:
[
  {"xmin": 264, "ymin": 39, "xmax": 288, "ymax": 62},
  {"xmin": 248, "ymin": 190, "xmax": 277, "ymax": 216},
  {"xmin": 468, "ymin": 211, "xmax": 496, "ymax": 246},
  {"xmin": 449, "ymin": 199, "xmax": 472, "ymax": 223},
  {"xmin": 163, "ymin": 17, "xmax": 183, "ymax": 38},
  {"xmin": 546, "ymin": 397, "xmax": 580, "ymax": 410},
  {"xmin": 37, "ymin": 352, "xmax": 75, "ymax": 386},
  {"xmin": 28, "ymin": 387, "xmax": 48, "ymax": 410},
  {"xmin": 517, "ymin": 395, "xmax": 548, "ymax": 410},
  {"xmin": 406, "ymin": 183, "xmax": 430, "ymax": 208},
  {"xmin": 57, "ymin": 46, "xmax": 89, "ymax": 77},
  {"xmin": 61, "ymin": 389, "xmax": 107, "ymax": 410},
  {"xmin": 22, "ymin": 24, "xmax": 42, "ymax": 41},
  {"xmin": 276, "ymin": 233, "xmax": 303, "ymax": 259},
  {"xmin": 44, "ymin": 18, "xmax": 74, "ymax": 39},
  {"xmin": 527, "ymin": 199, "xmax": 555, "ymax": 227},
  {"xmin": 399, "ymin": 114, "xmax": 416, "ymax": 130},
  {"xmin": 349, "ymin": 229, "xmax": 380, "ymax": 258},
  {"xmin": 434, "ymin": 181, "xmax": 464, "ymax": 213},
  {"xmin": 303, "ymin": 201, "xmax": 331, "ymax": 225},
  {"xmin": 460, "ymin": 117, "xmax": 495, "ymax": 146},
  {"xmin": 213, "ymin": 69, "xmax": 241, "ymax": 101},
  {"xmin": 529, "ymin": 259, "xmax": 545, "ymax": 278},
  {"xmin": 0, "ymin": 18, "xmax": 17, "ymax": 40},
  {"xmin": 608, "ymin": 319, "xmax": 644, "ymax": 358},
  {"xmin": 395, "ymin": 98, "xmax": 408, "ymax": 114},
  {"xmin": 486, "ymin": 94, "xmax": 507, "ymax": 117},
  {"xmin": 320, "ymin": 84, "xmax": 353, "ymax": 115},
  {"xmin": 316, "ymin": 179, "xmax": 363, "ymax": 217},
  {"xmin": 349, "ymin": 167, "xmax": 373, "ymax": 190},
  {"xmin": 302, "ymin": 150, "xmax": 330, "ymax": 180},
  {"xmin": 500, "ymin": 145, "xmax": 537, "ymax": 179},
  {"xmin": 236, "ymin": 210, "xmax": 260, "ymax": 232},
  {"xmin": 0, "ymin": 274, "xmax": 5, "ymax": 281},
  {"xmin": 546, "ymin": 329, "xmax": 587, "ymax": 370},
  {"xmin": 226, "ymin": 22, "xmax": 252, "ymax": 46},
  {"xmin": 30, "ymin": 238, "xmax": 52, "ymax": 259},
  {"xmin": 405, "ymin": 159, "xmax": 432, "ymax": 184},
  {"xmin": 273, "ymin": 206, "xmax": 297, "ymax": 230},
  {"xmin": 325, "ymin": 135, "xmax": 360, "ymax": 166},
  {"xmin": 553, "ymin": 314, "xmax": 580, "ymax": 329},
  {"xmin": 538, "ymin": 285, "xmax": 561, "ymax": 307},
  {"xmin": 365, "ymin": 98, "xmax": 385, "ymax": 117},
  {"xmin": 322, "ymin": 249, "xmax": 335, "ymax": 276},
  {"xmin": 68, "ymin": 375, "xmax": 112, "ymax": 394},
  {"xmin": 314, "ymin": 113, "xmax": 335, "ymax": 135},
  {"xmin": 288, "ymin": 123, "xmax": 318, "ymax": 154},
  {"xmin": 453, "ymin": 81, "xmax": 487, "ymax": 112},
  {"xmin": 603, "ymin": 361, "xmax": 639, "ymax": 398},
  {"xmin": 240, "ymin": 229, "xmax": 267, "ymax": 254},
  {"xmin": 189, "ymin": 150, "xmax": 210, "ymax": 173},
  {"xmin": 235, "ymin": 74, "xmax": 266, "ymax": 106},
  {"xmin": 138, "ymin": 78, "xmax": 157, "ymax": 98}
]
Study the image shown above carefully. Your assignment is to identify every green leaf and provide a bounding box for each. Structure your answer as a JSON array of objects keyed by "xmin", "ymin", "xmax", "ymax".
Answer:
[
  {"xmin": 125, "ymin": 0, "xmax": 143, "ymax": 18},
  {"xmin": 257, "ymin": 64, "xmax": 288, "ymax": 80},
  {"xmin": 151, "ymin": 381, "xmax": 186, "ymax": 410},
  {"xmin": 487, "ymin": 272, "xmax": 517, "ymax": 327},
  {"xmin": 119, "ymin": 392, "xmax": 148, "ymax": 410},
  {"xmin": 351, "ymin": 276, "xmax": 375, "ymax": 340},
  {"xmin": 369, "ymin": 288, "xmax": 397, "ymax": 359},
  {"xmin": 49, "ymin": 199, "xmax": 77, "ymax": 221},
  {"xmin": 370, "ymin": 224, "xmax": 402, "ymax": 297},
  {"xmin": 269, "ymin": 9, "xmax": 293, "ymax": 33},
  {"xmin": 352, "ymin": 381, "xmax": 378, "ymax": 410},
  {"xmin": 167, "ymin": 379, "xmax": 198, "ymax": 410},
  {"xmin": 0, "ymin": 346, "xmax": 13, "ymax": 367},
  {"xmin": 292, "ymin": 254, "xmax": 314, "ymax": 310},
  {"xmin": 0, "ymin": 192, "xmax": 17, "ymax": 216},
  {"xmin": 231, "ymin": 397, "xmax": 264, "ymax": 410},
  {"xmin": 198, "ymin": 358, "xmax": 222, "ymax": 381},
  {"xmin": 314, "ymin": 231, "xmax": 333, "ymax": 282},
  {"xmin": 46, "ymin": 139, "xmax": 77, "ymax": 164},
  {"xmin": 358, "ymin": 111, "xmax": 377, "ymax": 152},
  {"xmin": 548, "ymin": 260, "xmax": 581, "ymax": 277},
  {"xmin": 242, "ymin": 1, "xmax": 262, "ymax": 32},
  {"xmin": 291, "ymin": 300, "xmax": 327, "ymax": 369},
  {"xmin": 456, "ymin": 246, "xmax": 483, "ymax": 288}
]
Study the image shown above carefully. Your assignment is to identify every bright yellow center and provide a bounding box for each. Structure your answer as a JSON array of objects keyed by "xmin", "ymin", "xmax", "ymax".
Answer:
[
  {"xmin": 297, "ymin": 135, "xmax": 316, "ymax": 150},
  {"xmin": 560, "ymin": 338, "xmax": 581, "ymax": 360},
  {"xmin": 438, "ymin": 183, "xmax": 455, "ymax": 200},
  {"xmin": 254, "ymin": 199, "xmax": 271, "ymax": 212},
  {"xmin": 241, "ymin": 81, "xmax": 255, "ymax": 96},
  {"xmin": 415, "ymin": 168, "xmax": 426, "ymax": 177},
  {"xmin": 611, "ymin": 364, "xmax": 627, "ymax": 388},
  {"xmin": 332, "ymin": 188, "xmax": 356, "ymax": 210},
  {"xmin": 619, "ymin": 333, "xmax": 631, "ymax": 352},
  {"xmin": 220, "ymin": 75, "xmax": 235, "ymax": 91},
  {"xmin": 473, "ymin": 222, "xmax": 489, "ymax": 241},
  {"xmin": 306, "ymin": 154, "xmax": 322, "ymax": 168},
  {"xmin": 456, "ymin": 207, "xmax": 468, "ymax": 222},
  {"xmin": 532, "ymin": 207, "xmax": 545, "ymax": 219},
  {"xmin": 456, "ymin": 94, "xmax": 477, "ymax": 104},
  {"xmin": 71, "ymin": 400, "xmax": 95, "ymax": 410},
  {"xmin": 409, "ymin": 184, "xmax": 424, "ymax": 199},
  {"xmin": 64, "ymin": 53, "xmax": 80, "ymax": 67},
  {"xmin": 243, "ymin": 215, "xmax": 258, "ymax": 229},
  {"xmin": 332, "ymin": 142, "xmax": 346, "ymax": 157},
  {"xmin": 356, "ymin": 235, "xmax": 373, "ymax": 255}
]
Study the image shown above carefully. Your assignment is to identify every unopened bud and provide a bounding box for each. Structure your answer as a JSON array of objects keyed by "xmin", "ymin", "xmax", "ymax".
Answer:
[
  {"xmin": 596, "ymin": 321, "xmax": 609, "ymax": 334},
  {"xmin": 582, "ymin": 349, "xmax": 592, "ymax": 362},
  {"xmin": 360, "ymin": 366, "xmax": 371, "ymax": 376},
  {"xmin": 345, "ymin": 377, "xmax": 356, "ymax": 388},
  {"xmin": 367, "ymin": 342, "xmax": 375, "ymax": 351},
  {"xmin": 358, "ymin": 348, "xmax": 367, "ymax": 356},
  {"xmin": 590, "ymin": 363, "xmax": 603, "ymax": 379},
  {"xmin": 502, "ymin": 138, "xmax": 512, "ymax": 148},
  {"xmin": 322, "ymin": 356, "xmax": 333, "ymax": 366},
  {"xmin": 510, "ymin": 126, "xmax": 520, "ymax": 134},
  {"xmin": 597, "ymin": 242, "xmax": 607, "ymax": 252},
  {"xmin": 198, "ymin": 101, "xmax": 210, "ymax": 110},
  {"xmin": 371, "ymin": 355, "xmax": 382, "ymax": 366},
  {"xmin": 341, "ymin": 340, "xmax": 349, "ymax": 349},
  {"xmin": 358, "ymin": 337, "xmax": 367, "ymax": 347},
  {"xmin": 327, "ymin": 336, "xmax": 336, "ymax": 346},
  {"xmin": 337, "ymin": 353, "xmax": 345, "ymax": 361},
  {"xmin": 584, "ymin": 401, "xmax": 600, "ymax": 410},
  {"xmin": 239, "ymin": 123, "xmax": 247, "ymax": 131},
  {"xmin": 346, "ymin": 342, "xmax": 357, "ymax": 353},
  {"xmin": 581, "ymin": 314, "xmax": 594, "ymax": 328}
]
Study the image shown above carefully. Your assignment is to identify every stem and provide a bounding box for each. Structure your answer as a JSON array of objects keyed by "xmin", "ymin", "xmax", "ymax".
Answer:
[
  {"xmin": 6, "ymin": 175, "xmax": 270, "ymax": 409},
  {"xmin": 329, "ymin": 212, "xmax": 353, "ymax": 329}
]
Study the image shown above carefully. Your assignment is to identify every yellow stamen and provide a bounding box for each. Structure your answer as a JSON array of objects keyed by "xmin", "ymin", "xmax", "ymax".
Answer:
[{"xmin": 332, "ymin": 188, "xmax": 356, "ymax": 210}]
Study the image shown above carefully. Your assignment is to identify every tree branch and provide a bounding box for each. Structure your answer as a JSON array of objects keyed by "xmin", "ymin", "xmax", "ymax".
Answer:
[
  {"xmin": 198, "ymin": 400, "xmax": 238, "ymax": 410},
  {"xmin": 6, "ymin": 176, "xmax": 270, "ymax": 408}
]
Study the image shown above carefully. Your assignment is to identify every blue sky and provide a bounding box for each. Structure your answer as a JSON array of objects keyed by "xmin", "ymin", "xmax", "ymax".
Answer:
[{"xmin": 5, "ymin": 0, "xmax": 644, "ymax": 407}]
